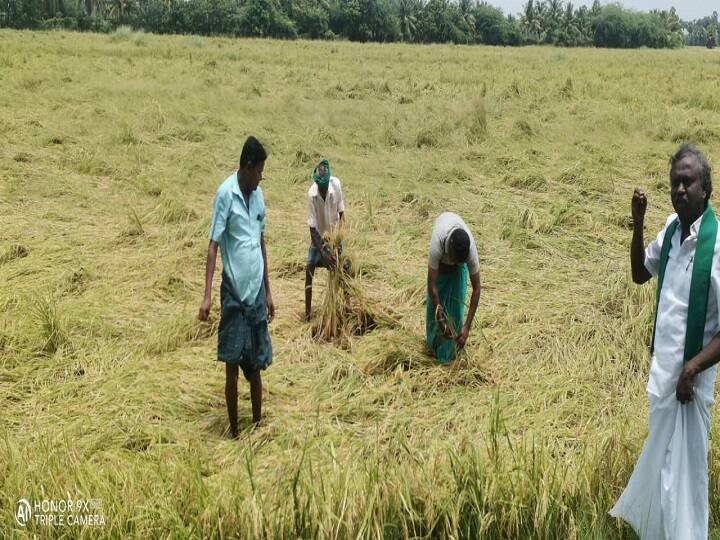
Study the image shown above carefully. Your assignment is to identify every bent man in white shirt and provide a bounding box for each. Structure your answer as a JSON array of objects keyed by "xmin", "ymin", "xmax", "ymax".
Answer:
[
  {"xmin": 305, "ymin": 159, "xmax": 346, "ymax": 320},
  {"xmin": 610, "ymin": 144, "xmax": 720, "ymax": 539}
]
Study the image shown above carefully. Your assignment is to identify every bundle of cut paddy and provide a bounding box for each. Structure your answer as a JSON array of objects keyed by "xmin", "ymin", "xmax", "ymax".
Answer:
[{"xmin": 312, "ymin": 227, "xmax": 396, "ymax": 343}]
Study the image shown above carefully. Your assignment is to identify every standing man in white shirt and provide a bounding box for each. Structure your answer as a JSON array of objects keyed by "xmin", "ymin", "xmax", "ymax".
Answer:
[
  {"xmin": 426, "ymin": 212, "xmax": 481, "ymax": 363},
  {"xmin": 611, "ymin": 144, "xmax": 720, "ymax": 539},
  {"xmin": 305, "ymin": 159, "xmax": 346, "ymax": 320}
]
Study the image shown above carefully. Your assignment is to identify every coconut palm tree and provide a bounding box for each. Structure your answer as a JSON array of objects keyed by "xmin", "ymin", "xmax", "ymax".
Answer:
[
  {"xmin": 397, "ymin": 0, "xmax": 418, "ymax": 41},
  {"xmin": 458, "ymin": 0, "xmax": 475, "ymax": 31},
  {"xmin": 84, "ymin": 0, "xmax": 103, "ymax": 16},
  {"xmin": 105, "ymin": 0, "xmax": 134, "ymax": 20},
  {"xmin": 521, "ymin": 0, "xmax": 543, "ymax": 42},
  {"xmin": 45, "ymin": 0, "xmax": 62, "ymax": 16},
  {"xmin": 547, "ymin": 0, "xmax": 562, "ymax": 18}
]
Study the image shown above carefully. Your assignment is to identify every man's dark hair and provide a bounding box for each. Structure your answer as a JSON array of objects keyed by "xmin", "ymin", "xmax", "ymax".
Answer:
[
  {"xmin": 240, "ymin": 136, "xmax": 267, "ymax": 169},
  {"xmin": 449, "ymin": 229, "xmax": 470, "ymax": 263},
  {"xmin": 670, "ymin": 144, "xmax": 712, "ymax": 202}
]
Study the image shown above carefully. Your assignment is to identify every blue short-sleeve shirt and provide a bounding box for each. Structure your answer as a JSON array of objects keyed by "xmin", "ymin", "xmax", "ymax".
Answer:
[{"xmin": 209, "ymin": 173, "xmax": 266, "ymax": 303}]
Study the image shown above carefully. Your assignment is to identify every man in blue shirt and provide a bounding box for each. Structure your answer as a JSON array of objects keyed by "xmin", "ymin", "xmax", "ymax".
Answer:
[{"xmin": 199, "ymin": 136, "xmax": 275, "ymax": 436}]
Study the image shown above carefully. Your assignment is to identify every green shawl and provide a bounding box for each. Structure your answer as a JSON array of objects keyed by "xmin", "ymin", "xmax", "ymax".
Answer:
[{"xmin": 651, "ymin": 205, "xmax": 718, "ymax": 363}]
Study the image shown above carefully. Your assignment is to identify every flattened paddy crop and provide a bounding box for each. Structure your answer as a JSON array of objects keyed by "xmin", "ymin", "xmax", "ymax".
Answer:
[{"xmin": 1, "ymin": 30, "xmax": 719, "ymax": 538}]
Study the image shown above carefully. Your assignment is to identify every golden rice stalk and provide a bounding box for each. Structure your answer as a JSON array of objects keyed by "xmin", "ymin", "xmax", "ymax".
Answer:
[{"xmin": 312, "ymin": 226, "xmax": 396, "ymax": 343}]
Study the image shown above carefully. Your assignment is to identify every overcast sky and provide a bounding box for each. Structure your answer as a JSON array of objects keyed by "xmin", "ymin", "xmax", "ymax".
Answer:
[{"xmin": 493, "ymin": 1, "xmax": 717, "ymax": 21}]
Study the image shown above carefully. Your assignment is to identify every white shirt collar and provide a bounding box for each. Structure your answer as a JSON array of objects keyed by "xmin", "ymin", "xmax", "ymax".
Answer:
[
  {"xmin": 309, "ymin": 178, "xmax": 338, "ymax": 199},
  {"xmin": 679, "ymin": 211, "xmax": 705, "ymax": 240}
]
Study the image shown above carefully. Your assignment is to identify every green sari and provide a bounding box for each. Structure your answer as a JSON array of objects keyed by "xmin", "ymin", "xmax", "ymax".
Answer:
[{"xmin": 426, "ymin": 263, "xmax": 468, "ymax": 363}]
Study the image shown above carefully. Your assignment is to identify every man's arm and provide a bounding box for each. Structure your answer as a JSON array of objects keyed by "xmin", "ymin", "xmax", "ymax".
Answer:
[
  {"xmin": 310, "ymin": 226, "xmax": 336, "ymax": 269},
  {"xmin": 677, "ymin": 333, "xmax": 720, "ymax": 403},
  {"xmin": 261, "ymin": 233, "xmax": 274, "ymax": 323},
  {"xmin": 458, "ymin": 271, "xmax": 481, "ymax": 347},
  {"xmin": 308, "ymin": 192, "xmax": 335, "ymax": 267},
  {"xmin": 309, "ymin": 226, "xmax": 324, "ymax": 252},
  {"xmin": 631, "ymin": 188, "xmax": 652, "ymax": 284},
  {"xmin": 428, "ymin": 266, "xmax": 453, "ymax": 338},
  {"xmin": 199, "ymin": 240, "xmax": 219, "ymax": 321},
  {"xmin": 337, "ymin": 180, "xmax": 345, "ymax": 224}
]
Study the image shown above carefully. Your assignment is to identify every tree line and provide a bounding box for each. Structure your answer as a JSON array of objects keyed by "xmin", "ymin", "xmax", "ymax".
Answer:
[
  {"xmin": 1, "ymin": 0, "xmax": 716, "ymax": 49},
  {"xmin": 684, "ymin": 11, "xmax": 719, "ymax": 48}
]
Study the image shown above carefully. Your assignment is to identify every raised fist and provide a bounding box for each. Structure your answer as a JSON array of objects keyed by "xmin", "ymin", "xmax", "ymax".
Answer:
[{"xmin": 631, "ymin": 188, "xmax": 647, "ymax": 224}]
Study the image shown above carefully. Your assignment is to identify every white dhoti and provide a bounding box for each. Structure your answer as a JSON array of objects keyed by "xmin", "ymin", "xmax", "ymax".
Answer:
[{"xmin": 610, "ymin": 391, "xmax": 713, "ymax": 540}]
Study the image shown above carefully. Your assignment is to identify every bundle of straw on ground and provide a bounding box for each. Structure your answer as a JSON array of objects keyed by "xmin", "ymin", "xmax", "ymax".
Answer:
[{"xmin": 312, "ymin": 227, "xmax": 396, "ymax": 343}]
